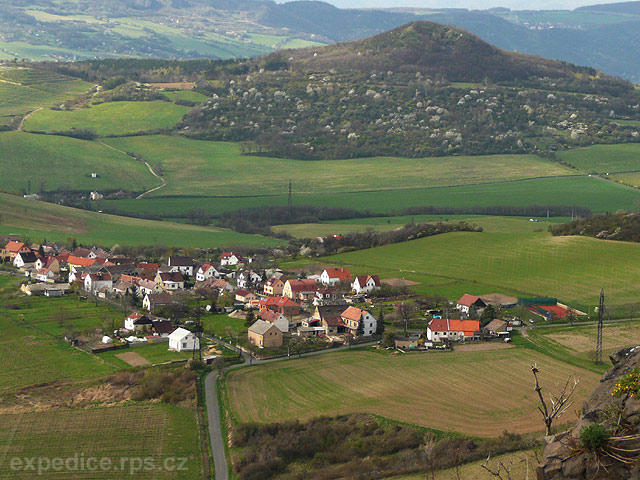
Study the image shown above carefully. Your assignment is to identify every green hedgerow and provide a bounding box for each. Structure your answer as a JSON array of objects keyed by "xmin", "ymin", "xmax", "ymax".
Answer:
[{"xmin": 580, "ymin": 424, "xmax": 610, "ymax": 452}]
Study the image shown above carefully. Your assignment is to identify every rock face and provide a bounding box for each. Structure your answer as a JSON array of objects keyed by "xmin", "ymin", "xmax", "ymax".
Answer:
[{"xmin": 537, "ymin": 346, "xmax": 640, "ymax": 480}]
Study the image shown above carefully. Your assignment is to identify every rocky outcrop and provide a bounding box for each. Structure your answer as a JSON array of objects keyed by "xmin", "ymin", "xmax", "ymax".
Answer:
[{"xmin": 537, "ymin": 346, "xmax": 640, "ymax": 479}]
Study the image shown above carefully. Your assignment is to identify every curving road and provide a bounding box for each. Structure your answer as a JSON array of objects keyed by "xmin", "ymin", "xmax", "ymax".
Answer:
[{"xmin": 204, "ymin": 337, "xmax": 377, "ymax": 479}]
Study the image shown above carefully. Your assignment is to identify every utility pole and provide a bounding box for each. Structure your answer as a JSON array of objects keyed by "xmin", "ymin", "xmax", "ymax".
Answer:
[
  {"xmin": 287, "ymin": 180, "xmax": 292, "ymax": 215},
  {"xmin": 193, "ymin": 297, "xmax": 203, "ymax": 363},
  {"xmin": 596, "ymin": 289, "xmax": 604, "ymax": 365}
]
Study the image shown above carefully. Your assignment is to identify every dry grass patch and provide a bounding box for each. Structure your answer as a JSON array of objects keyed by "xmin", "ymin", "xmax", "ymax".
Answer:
[
  {"xmin": 115, "ymin": 351, "xmax": 151, "ymax": 367},
  {"xmin": 225, "ymin": 348, "xmax": 600, "ymax": 437}
]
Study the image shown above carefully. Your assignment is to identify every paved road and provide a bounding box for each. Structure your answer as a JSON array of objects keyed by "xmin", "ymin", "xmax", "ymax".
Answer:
[{"xmin": 203, "ymin": 338, "xmax": 378, "ymax": 479}]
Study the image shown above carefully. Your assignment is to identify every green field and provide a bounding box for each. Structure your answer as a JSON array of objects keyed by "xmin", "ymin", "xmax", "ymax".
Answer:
[
  {"xmin": 557, "ymin": 143, "xmax": 640, "ymax": 174},
  {"xmin": 23, "ymin": 101, "xmax": 191, "ymax": 137},
  {"xmin": 0, "ymin": 192, "xmax": 282, "ymax": 248},
  {"xmin": 162, "ymin": 90, "xmax": 208, "ymax": 103},
  {"xmin": 102, "ymin": 135, "xmax": 574, "ymax": 196},
  {"xmin": 225, "ymin": 347, "xmax": 600, "ymax": 436},
  {"xmin": 308, "ymin": 225, "xmax": 640, "ymax": 305},
  {"xmin": 0, "ymin": 131, "xmax": 159, "ymax": 194},
  {"xmin": 273, "ymin": 215, "xmax": 566, "ymax": 238},
  {"xmin": 0, "ymin": 66, "xmax": 90, "ymax": 125},
  {"xmin": 0, "ymin": 404, "xmax": 202, "ymax": 479},
  {"xmin": 100, "ymin": 175, "xmax": 640, "ymax": 219}
]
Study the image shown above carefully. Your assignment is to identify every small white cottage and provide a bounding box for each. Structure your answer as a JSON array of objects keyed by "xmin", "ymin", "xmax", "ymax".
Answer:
[{"xmin": 168, "ymin": 327, "xmax": 199, "ymax": 352}]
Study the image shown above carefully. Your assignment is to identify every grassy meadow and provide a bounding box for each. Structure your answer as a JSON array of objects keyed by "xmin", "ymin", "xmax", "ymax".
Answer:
[
  {"xmin": 557, "ymin": 143, "xmax": 640, "ymax": 173},
  {"xmin": 0, "ymin": 404, "xmax": 202, "ymax": 479},
  {"xmin": 0, "ymin": 131, "xmax": 159, "ymax": 194},
  {"xmin": 102, "ymin": 135, "xmax": 575, "ymax": 197},
  {"xmin": 99, "ymin": 175, "xmax": 640, "ymax": 219},
  {"xmin": 23, "ymin": 101, "xmax": 191, "ymax": 136},
  {"xmin": 0, "ymin": 66, "xmax": 90, "ymax": 126},
  {"xmin": 0, "ymin": 192, "xmax": 282, "ymax": 248},
  {"xmin": 316, "ymin": 228, "xmax": 640, "ymax": 306},
  {"xmin": 225, "ymin": 347, "xmax": 600, "ymax": 436}
]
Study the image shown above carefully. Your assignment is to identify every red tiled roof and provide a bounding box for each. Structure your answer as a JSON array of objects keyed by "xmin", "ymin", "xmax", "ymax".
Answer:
[
  {"xmin": 236, "ymin": 289, "xmax": 253, "ymax": 297},
  {"xmin": 159, "ymin": 272, "xmax": 184, "ymax": 283},
  {"xmin": 68, "ymin": 255, "xmax": 109, "ymax": 267},
  {"xmin": 457, "ymin": 294, "xmax": 484, "ymax": 307},
  {"xmin": 355, "ymin": 275, "xmax": 381, "ymax": 286},
  {"xmin": 323, "ymin": 315, "xmax": 345, "ymax": 327},
  {"xmin": 341, "ymin": 306, "xmax": 364, "ymax": 322},
  {"xmin": 324, "ymin": 268, "xmax": 351, "ymax": 281},
  {"xmin": 287, "ymin": 279, "xmax": 317, "ymax": 292},
  {"xmin": 429, "ymin": 318, "xmax": 480, "ymax": 335},
  {"xmin": 261, "ymin": 296, "xmax": 300, "ymax": 308},
  {"xmin": 5, "ymin": 241, "xmax": 27, "ymax": 253}
]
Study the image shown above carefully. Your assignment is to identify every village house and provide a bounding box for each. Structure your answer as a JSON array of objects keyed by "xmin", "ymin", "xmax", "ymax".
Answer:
[
  {"xmin": 236, "ymin": 270, "xmax": 262, "ymax": 289},
  {"xmin": 314, "ymin": 287, "xmax": 341, "ymax": 306},
  {"xmin": 138, "ymin": 278, "xmax": 164, "ymax": 297},
  {"xmin": 151, "ymin": 319, "xmax": 175, "ymax": 336},
  {"xmin": 196, "ymin": 263, "xmax": 222, "ymax": 282},
  {"xmin": 35, "ymin": 256, "xmax": 60, "ymax": 274},
  {"xmin": 35, "ymin": 267, "xmax": 58, "ymax": 283},
  {"xmin": 2, "ymin": 241, "xmax": 31, "ymax": 262},
  {"xmin": 169, "ymin": 327, "xmax": 199, "ymax": 352},
  {"xmin": 483, "ymin": 319, "xmax": 510, "ymax": 337},
  {"xmin": 248, "ymin": 320, "xmax": 283, "ymax": 348},
  {"xmin": 167, "ymin": 256, "xmax": 195, "ymax": 277},
  {"xmin": 311, "ymin": 305, "xmax": 346, "ymax": 334},
  {"xmin": 283, "ymin": 278, "xmax": 317, "ymax": 301},
  {"xmin": 13, "ymin": 251, "xmax": 39, "ymax": 270},
  {"xmin": 235, "ymin": 289, "xmax": 256, "ymax": 304},
  {"xmin": 394, "ymin": 334, "xmax": 422, "ymax": 350},
  {"xmin": 143, "ymin": 292, "xmax": 174, "ymax": 312},
  {"xmin": 155, "ymin": 272, "xmax": 185, "ymax": 291},
  {"xmin": 351, "ymin": 275, "xmax": 381, "ymax": 295},
  {"xmin": 427, "ymin": 318, "xmax": 480, "ymax": 342},
  {"xmin": 456, "ymin": 294, "xmax": 487, "ymax": 315},
  {"xmin": 340, "ymin": 306, "xmax": 377, "ymax": 336},
  {"xmin": 220, "ymin": 252, "xmax": 246, "ymax": 266},
  {"xmin": 124, "ymin": 312, "xmax": 153, "ymax": 332},
  {"xmin": 112, "ymin": 279, "xmax": 134, "ymax": 296},
  {"xmin": 260, "ymin": 296, "xmax": 301, "ymax": 317},
  {"xmin": 320, "ymin": 268, "xmax": 352, "ymax": 286},
  {"xmin": 84, "ymin": 272, "xmax": 113, "ymax": 293},
  {"xmin": 263, "ymin": 277, "xmax": 285, "ymax": 296},
  {"xmin": 259, "ymin": 309, "xmax": 289, "ymax": 333}
]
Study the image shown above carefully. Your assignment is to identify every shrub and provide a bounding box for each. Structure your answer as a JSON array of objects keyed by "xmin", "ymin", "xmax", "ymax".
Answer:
[
  {"xmin": 612, "ymin": 368, "xmax": 640, "ymax": 397},
  {"xmin": 580, "ymin": 424, "xmax": 610, "ymax": 452}
]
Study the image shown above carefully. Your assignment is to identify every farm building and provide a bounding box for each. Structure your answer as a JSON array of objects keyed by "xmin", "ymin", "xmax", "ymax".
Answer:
[
  {"xmin": 143, "ymin": 292, "xmax": 174, "ymax": 312},
  {"xmin": 169, "ymin": 327, "xmax": 199, "ymax": 352},
  {"xmin": 456, "ymin": 294, "xmax": 487, "ymax": 315},
  {"xmin": 84, "ymin": 272, "xmax": 113, "ymax": 293},
  {"xmin": 248, "ymin": 320, "xmax": 283, "ymax": 348},
  {"xmin": 427, "ymin": 318, "xmax": 480, "ymax": 342},
  {"xmin": 155, "ymin": 271, "xmax": 185, "ymax": 290}
]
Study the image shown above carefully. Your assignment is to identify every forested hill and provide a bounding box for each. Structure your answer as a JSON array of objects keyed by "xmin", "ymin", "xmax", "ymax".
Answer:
[
  {"xmin": 280, "ymin": 21, "xmax": 592, "ymax": 83},
  {"xmin": 39, "ymin": 22, "xmax": 640, "ymax": 160},
  {"xmin": 550, "ymin": 212, "xmax": 640, "ymax": 242}
]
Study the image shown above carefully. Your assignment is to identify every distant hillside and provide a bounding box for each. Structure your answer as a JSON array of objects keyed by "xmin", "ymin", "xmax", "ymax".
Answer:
[
  {"xmin": 577, "ymin": 1, "xmax": 640, "ymax": 13},
  {"xmin": 282, "ymin": 21, "xmax": 591, "ymax": 82}
]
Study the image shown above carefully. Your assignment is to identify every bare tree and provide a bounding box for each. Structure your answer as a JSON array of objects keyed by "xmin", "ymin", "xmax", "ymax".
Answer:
[
  {"xmin": 396, "ymin": 302, "xmax": 416, "ymax": 336},
  {"xmin": 531, "ymin": 364, "xmax": 579, "ymax": 436}
]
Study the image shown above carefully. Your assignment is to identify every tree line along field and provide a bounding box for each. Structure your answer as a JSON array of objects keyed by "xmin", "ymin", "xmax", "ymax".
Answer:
[
  {"xmin": 0, "ymin": 404, "xmax": 202, "ymax": 479},
  {"xmin": 23, "ymin": 101, "xmax": 192, "ymax": 137},
  {"xmin": 224, "ymin": 347, "xmax": 600, "ymax": 437},
  {"xmin": 0, "ymin": 192, "xmax": 283, "ymax": 248}
]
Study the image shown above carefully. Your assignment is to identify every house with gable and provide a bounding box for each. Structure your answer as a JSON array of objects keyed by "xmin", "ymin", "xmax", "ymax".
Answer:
[
  {"xmin": 263, "ymin": 277, "xmax": 285, "ymax": 296},
  {"xmin": 320, "ymin": 268, "xmax": 352, "ymax": 286},
  {"xmin": 167, "ymin": 256, "xmax": 195, "ymax": 277},
  {"xmin": 340, "ymin": 306, "xmax": 377, "ymax": 336},
  {"xmin": 124, "ymin": 312, "xmax": 154, "ymax": 332},
  {"xmin": 196, "ymin": 263, "xmax": 223, "ymax": 282},
  {"xmin": 248, "ymin": 320, "xmax": 283, "ymax": 348},
  {"xmin": 283, "ymin": 278, "xmax": 317, "ymax": 302},
  {"xmin": 260, "ymin": 296, "xmax": 301, "ymax": 317},
  {"xmin": 351, "ymin": 275, "xmax": 381, "ymax": 295},
  {"xmin": 427, "ymin": 318, "xmax": 480, "ymax": 342},
  {"xmin": 143, "ymin": 292, "xmax": 174, "ymax": 312},
  {"xmin": 14, "ymin": 251, "xmax": 39, "ymax": 270},
  {"xmin": 220, "ymin": 252, "xmax": 245, "ymax": 266},
  {"xmin": 2, "ymin": 241, "xmax": 31, "ymax": 262},
  {"xmin": 84, "ymin": 272, "xmax": 113, "ymax": 293},
  {"xmin": 155, "ymin": 271, "xmax": 185, "ymax": 291},
  {"xmin": 456, "ymin": 294, "xmax": 487, "ymax": 315}
]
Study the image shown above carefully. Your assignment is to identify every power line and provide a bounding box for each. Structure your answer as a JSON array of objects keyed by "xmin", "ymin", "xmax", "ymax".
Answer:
[{"xmin": 596, "ymin": 289, "xmax": 604, "ymax": 365}]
